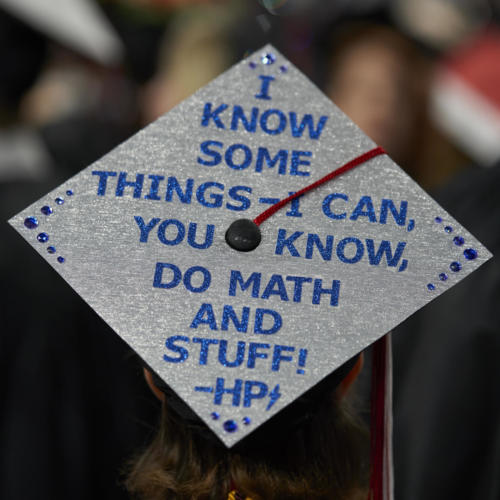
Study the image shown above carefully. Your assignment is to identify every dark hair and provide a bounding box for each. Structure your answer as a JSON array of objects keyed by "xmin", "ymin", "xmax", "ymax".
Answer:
[{"xmin": 126, "ymin": 372, "xmax": 368, "ymax": 500}]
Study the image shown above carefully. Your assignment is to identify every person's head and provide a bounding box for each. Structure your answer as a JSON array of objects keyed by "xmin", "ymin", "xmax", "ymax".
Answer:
[
  {"xmin": 126, "ymin": 357, "xmax": 367, "ymax": 500},
  {"xmin": 325, "ymin": 23, "xmax": 430, "ymax": 175}
]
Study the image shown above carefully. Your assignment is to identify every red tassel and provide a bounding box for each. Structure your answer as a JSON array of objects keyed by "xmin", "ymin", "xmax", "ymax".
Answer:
[{"xmin": 253, "ymin": 146, "xmax": 386, "ymax": 227}]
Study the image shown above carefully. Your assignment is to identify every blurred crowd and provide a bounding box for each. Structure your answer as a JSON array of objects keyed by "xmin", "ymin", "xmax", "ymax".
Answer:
[{"xmin": 1, "ymin": 1, "xmax": 500, "ymax": 499}]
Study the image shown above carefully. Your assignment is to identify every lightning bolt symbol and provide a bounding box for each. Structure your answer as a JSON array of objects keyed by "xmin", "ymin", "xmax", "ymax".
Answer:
[{"xmin": 266, "ymin": 384, "xmax": 281, "ymax": 411}]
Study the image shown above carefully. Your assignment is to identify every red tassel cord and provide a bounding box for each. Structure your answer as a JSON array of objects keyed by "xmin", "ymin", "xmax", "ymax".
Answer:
[
  {"xmin": 253, "ymin": 146, "xmax": 386, "ymax": 226},
  {"xmin": 250, "ymin": 145, "xmax": 390, "ymax": 500}
]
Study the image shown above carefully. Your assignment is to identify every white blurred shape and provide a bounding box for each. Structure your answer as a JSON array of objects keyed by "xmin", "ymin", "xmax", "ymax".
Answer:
[
  {"xmin": 431, "ymin": 70, "xmax": 500, "ymax": 166},
  {"xmin": 0, "ymin": 0, "xmax": 123, "ymax": 65},
  {"xmin": 392, "ymin": 0, "xmax": 480, "ymax": 48}
]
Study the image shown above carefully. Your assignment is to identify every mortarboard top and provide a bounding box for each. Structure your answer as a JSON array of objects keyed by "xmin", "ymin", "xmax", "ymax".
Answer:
[{"xmin": 8, "ymin": 45, "xmax": 491, "ymax": 447}]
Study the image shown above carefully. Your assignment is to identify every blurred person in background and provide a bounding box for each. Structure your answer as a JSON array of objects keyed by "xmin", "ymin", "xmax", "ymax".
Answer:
[
  {"xmin": 323, "ymin": 20, "xmax": 469, "ymax": 189},
  {"xmin": 0, "ymin": 3, "xmax": 167, "ymax": 499},
  {"xmin": 391, "ymin": 26, "xmax": 500, "ymax": 500}
]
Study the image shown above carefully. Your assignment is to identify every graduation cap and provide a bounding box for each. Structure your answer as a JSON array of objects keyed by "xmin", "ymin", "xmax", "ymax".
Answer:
[
  {"xmin": 8, "ymin": 45, "xmax": 491, "ymax": 496},
  {"xmin": 0, "ymin": 0, "xmax": 123, "ymax": 64}
]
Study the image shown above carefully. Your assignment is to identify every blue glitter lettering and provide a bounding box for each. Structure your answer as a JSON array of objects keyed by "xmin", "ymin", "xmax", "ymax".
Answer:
[
  {"xmin": 286, "ymin": 276, "xmax": 312, "ymax": 302},
  {"xmin": 247, "ymin": 343, "xmax": 270, "ymax": 368},
  {"xmin": 271, "ymin": 345, "xmax": 295, "ymax": 371},
  {"xmin": 380, "ymin": 199, "xmax": 408, "ymax": 226},
  {"xmin": 336, "ymin": 237, "xmax": 364, "ymax": 264},
  {"xmin": 286, "ymin": 193, "xmax": 303, "ymax": 218},
  {"xmin": 254, "ymin": 308, "xmax": 282, "ymax": 334},
  {"xmin": 230, "ymin": 105, "xmax": 258, "ymax": 131},
  {"xmin": 255, "ymin": 147, "xmax": 288, "ymax": 174},
  {"xmin": 275, "ymin": 229, "xmax": 303, "ymax": 257},
  {"xmin": 297, "ymin": 349, "xmax": 308, "ymax": 374},
  {"xmin": 221, "ymin": 305, "xmax": 250, "ymax": 332},
  {"xmin": 201, "ymin": 102, "xmax": 227, "ymax": 129},
  {"xmin": 193, "ymin": 337, "xmax": 219, "ymax": 364},
  {"xmin": 261, "ymin": 275, "xmax": 289, "ymax": 301},
  {"xmin": 157, "ymin": 219, "xmax": 185, "ymax": 246},
  {"xmin": 116, "ymin": 171, "xmax": 144, "ymax": 198},
  {"xmin": 190, "ymin": 303, "xmax": 218, "ymax": 330},
  {"xmin": 225, "ymin": 144, "xmax": 252, "ymax": 170},
  {"xmin": 184, "ymin": 266, "xmax": 211, "ymax": 293},
  {"xmin": 187, "ymin": 222, "xmax": 214, "ymax": 249},
  {"xmin": 260, "ymin": 109, "xmax": 286, "ymax": 135},
  {"xmin": 214, "ymin": 378, "xmax": 242, "ymax": 406},
  {"xmin": 153, "ymin": 262, "xmax": 182, "ymax": 289},
  {"xmin": 259, "ymin": 197, "xmax": 279, "ymax": 206},
  {"xmin": 290, "ymin": 151, "xmax": 311, "ymax": 176},
  {"xmin": 350, "ymin": 196, "xmax": 377, "ymax": 223},
  {"xmin": 198, "ymin": 140, "xmax": 223, "ymax": 166},
  {"xmin": 255, "ymin": 75, "xmax": 275, "ymax": 100},
  {"xmin": 243, "ymin": 381, "xmax": 268, "ymax": 407},
  {"xmin": 163, "ymin": 336, "xmax": 190, "ymax": 363},
  {"xmin": 289, "ymin": 112, "xmax": 328, "ymax": 139},
  {"xmin": 218, "ymin": 340, "xmax": 246, "ymax": 367},
  {"xmin": 305, "ymin": 233, "xmax": 334, "ymax": 261},
  {"xmin": 322, "ymin": 193, "xmax": 348, "ymax": 219},
  {"xmin": 366, "ymin": 239, "xmax": 406, "ymax": 267},
  {"xmin": 228, "ymin": 270, "xmax": 261, "ymax": 298},
  {"xmin": 134, "ymin": 216, "xmax": 161, "ymax": 242},
  {"xmin": 226, "ymin": 185, "xmax": 252, "ymax": 211},
  {"xmin": 312, "ymin": 279, "xmax": 341, "ymax": 306},
  {"xmin": 196, "ymin": 182, "xmax": 224, "ymax": 208},
  {"xmin": 166, "ymin": 176, "xmax": 194, "ymax": 204},
  {"xmin": 144, "ymin": 175, "xmax": 164, "ymax": 200},
  {"xmin": 92, "ymin": 170, "xmax": 116, "ymax": 196}
]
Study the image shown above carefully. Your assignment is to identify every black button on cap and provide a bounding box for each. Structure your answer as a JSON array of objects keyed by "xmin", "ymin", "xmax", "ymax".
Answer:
[{"xmin": 225, "ymin": 219, "xmax": 261, "ymax": 252}]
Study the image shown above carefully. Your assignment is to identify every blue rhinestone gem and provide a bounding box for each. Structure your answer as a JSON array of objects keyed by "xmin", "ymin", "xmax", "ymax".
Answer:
[
  {"xmin": 248, "ymin": 61, "xmax": 257, "ymax": 69},
  {"xmin": 434, "ymin": 216, "xmax": 442, "ymax": 223},
  {"xmin": 223, "ymin": 420, "xmax": 238, "ymax": 433},
  {"xmin": 464, "ymin": 248, "xmax": 478, "ymax": 260},
  {"xmin": 439, "ymin": 273, "xmax": 448, "ymax": 281},
  {"xmin": 66, "ymin": 189, "xmax": 73, "ymax": 196},
  {"xmin": 427, "ymin": 283, "xmax": 436, "ymax": 291},
  {"xmin": 279, "ymin": 65, "xmax": 288, "ymax": 73},
  {"xmin": 444, "ymin": 226, "xmax": 453, "ymax": 233},
  {"xmin": 37, "ymin": 232, "xmax": 49, "ymax": 243},
  {"xmin": 57, "ymin": 256, "xmax": 65, "ymax": 263},
  {"xmin": 261, "ymin": 52, "xmax": 276, "ymax": 65},
  {"xmin": 243, "ymin": 417, "xmax": 251, "ymax": 425},
  {"xmin": 55, "ymin": 197, "xmax": 64, "ymax": 205},
  {"xmin": 453, "ymin": 236, "xmax": 465, "ymax": 246},
  {"xmin": 450, "ymin": 261, "xmax": 462, "ymax": 272},
  {"xmin": 24, "ymin": 216, "xmax": 38, "ymax": 229},
  {"xmin": 47, "ymin": 246, "xmax": 56, "ymax": 254},
  {"xmin": 211, "ymin": 412, "xmax": 220, "ymax": 420},
  {"xmin": 41, "ymin": 206, "xmax": 53, "ymax": 215}
]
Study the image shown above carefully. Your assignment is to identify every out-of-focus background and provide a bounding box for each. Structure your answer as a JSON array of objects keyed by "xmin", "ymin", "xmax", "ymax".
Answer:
[{"xmin": 1, "ymin": 1, "xmax": 499, "ymax": 499}]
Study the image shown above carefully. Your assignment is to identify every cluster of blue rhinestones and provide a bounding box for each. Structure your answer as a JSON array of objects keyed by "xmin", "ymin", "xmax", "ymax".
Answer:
[
  {"xmin": 211, "ymin": 413, "xmax": 252, "ymax": 433},
  {"xmin": 427, "ymin": 216, "xmax": 478, "ymax": 291},
  {"xmin": 23, "ymin": 189, "xmax": 74, "ymax": 264},
  {"xmin": 247, "ymin": 52, "xmax": 288, "ymax": 73}
]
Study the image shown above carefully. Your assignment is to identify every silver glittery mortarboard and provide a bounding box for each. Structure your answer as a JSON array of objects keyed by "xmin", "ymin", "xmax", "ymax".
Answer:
[{"xmin": 9, "ymin": 45, "xmax": 492, "ymax": 447}]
